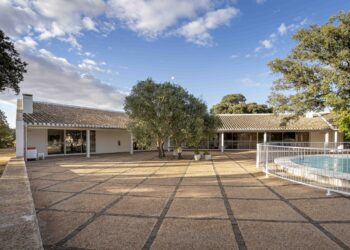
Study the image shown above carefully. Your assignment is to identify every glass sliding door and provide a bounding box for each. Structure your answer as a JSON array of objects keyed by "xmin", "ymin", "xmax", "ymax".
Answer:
[
  {"xmin": 48, "ymin": 129, "xmax": 64, "ymax": 155},
  {"xmin": 90, "ymin": 130, "xmax": 96, "ymax": 153},
  {"xmin": 65, "ymin": 130, "xmax": 86, "ymax": 154}
]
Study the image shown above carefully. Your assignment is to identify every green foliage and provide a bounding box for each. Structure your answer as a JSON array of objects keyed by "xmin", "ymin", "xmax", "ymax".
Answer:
[
  {"xmin": 0, "ymin": 30, "xmax": 27, "ymax": 94},
  {"xmin": 0, "ymin": 110, "xmax": 15, "ymax": 148},
  {"xmin": 336, "ymin": 110, "xmax": 350, "ymax": 139},
  {"xmin": 268, "ymin": 11, "xmax": 350, "ymax": 135},
  {"xmin": 124, "ymin": 78, "xmax": 221, "ymax": 158},
  {"xmin": 211, "ymin": 93, "xmax": 272, "ymax": 114},
  {"xmin": 203, "ymin": 150, "xmax": 209, "ymax": 155},
  {"xmin": 194, "ymin": 149, "xmax": 200, "ymax": 155}
]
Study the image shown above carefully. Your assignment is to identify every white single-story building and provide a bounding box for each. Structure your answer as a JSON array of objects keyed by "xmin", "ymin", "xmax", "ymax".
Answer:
[{"xmin": 16, "ymin": 94, "xmax": 345, "ymax": 159}]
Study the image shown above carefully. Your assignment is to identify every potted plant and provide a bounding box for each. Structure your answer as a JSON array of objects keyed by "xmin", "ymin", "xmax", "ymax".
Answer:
[
  {"xmin": 203, "ymin": 150, "xmax": 211, "ymax": 160},
  {"xmin": 194, "ymin": 149, "xmax": 201, "ymax": 161}
]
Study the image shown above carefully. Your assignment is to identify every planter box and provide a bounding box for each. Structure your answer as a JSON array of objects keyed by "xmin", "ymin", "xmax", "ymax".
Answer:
[
  {"xmin": 204, "ymin": 155, "xmax": 212, "ymax": 160},
  {"xmin": 194, "ymin": 154, "xmax": 201, "ymax": 161}
]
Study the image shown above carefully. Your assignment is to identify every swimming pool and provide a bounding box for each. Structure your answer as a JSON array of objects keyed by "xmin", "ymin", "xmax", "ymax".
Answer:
[{"xmin": 292, "ymin": 155, "xmax": 350, "ymax": 174}]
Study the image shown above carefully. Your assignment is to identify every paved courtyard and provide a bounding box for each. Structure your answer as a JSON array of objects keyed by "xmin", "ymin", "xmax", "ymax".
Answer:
[{"xmin": 27, "ymin": 151, "xmax": 350, "ymax": 250}]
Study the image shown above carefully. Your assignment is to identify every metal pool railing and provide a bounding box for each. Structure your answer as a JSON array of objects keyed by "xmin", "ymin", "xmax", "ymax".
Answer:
[{"xmin": 256, "ymin": 143, "xmax": 350, "ymax": 195}]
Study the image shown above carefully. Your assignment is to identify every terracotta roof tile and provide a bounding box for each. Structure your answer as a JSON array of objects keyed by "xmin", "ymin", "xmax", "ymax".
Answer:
[
  {"xmin": 23, "ymin": 102, "xmax": 128, "ymax": 129},
  {"xmin": 217, "ymin": 114, "xmax": 332, "ymax": 131}
]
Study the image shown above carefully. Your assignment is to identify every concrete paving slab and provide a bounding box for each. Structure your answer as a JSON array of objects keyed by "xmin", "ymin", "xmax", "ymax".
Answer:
[
  {"xmin": 38, "ymin": 210, "xmax": 93, "ymax": 245},
  {"xmin": 272, "ymin": 184, "xmax": 335, "ymax": 199},
  {"xmin": 220, "ymin": 177, "xmax": 263, "ymax": 186},
  {"xmin": 151, "ymin": 218, "xmax": 238, "ymax": 250},
  {"xmin": 43, "ymin": 181, "xmax": 97, "ymax": 193},
  {"xmin": 85, "ymin": 182, "xmax": 137, "ymax": 195},
  {"xmin": 181, "ymin": 177, "xmax": 218, "ymax": 186},
  {"xmin": 167, "ymin": 198, "xmax": 228, "ymax": 219},
  {"xmin": 321, "ymin": 223, "xmax": 350, "ymax": 247},
  {"xmin": 65, "ymin": 215, "xmax": 157, "ymax": 249},
  {"xmin": 239, "ymin": 221, "xmax": 340, "ymax": 250},
  {"xmin": 224, "ymin": 186, "xmax": 279, "ymax": 199},
  {"xmin": 290, "ymin": 198, "xmax": 350, "ymax": 221},
  {"xmin": 128, "ymin": 184, "xmax": 176, "ymax": 198},
  {"xmin": 229, "ymin": 199, "xmax": 306, "ymax": 221},
  {"xmin": 38, "ymin": 173, "xmax": 78, "ymax": 181},
  {"xmin": 142, "ymin": 176, "xmax": 181, "ymax": 186},
  {"xmin": 176, "ymin": 185, "xmax": 222, "ymax": 198},
  {"xmin": 29, "ymin": 179, "xmax": 62, "ymax": 191},
  {"xmin": 33, "ymin": 191, "xmax": 72, "ymax": 209},
  {"xmin": 72, "ymin": 173, "xmax": 114, "ymax": 182},
  {"xmin": 107, "ymin": 196, "xmax": 168, "ymax": 216},
  {"xmin": 51, "ymin": 193, "xmax": 118, "ymax": 212}
]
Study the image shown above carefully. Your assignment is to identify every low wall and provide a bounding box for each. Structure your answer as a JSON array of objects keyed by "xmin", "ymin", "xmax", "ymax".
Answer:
[{"xmin": 0, "ymin": 157, "xmax": 43, "ymax": 249}]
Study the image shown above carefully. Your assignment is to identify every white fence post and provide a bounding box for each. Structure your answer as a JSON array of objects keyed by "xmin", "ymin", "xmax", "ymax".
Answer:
[{"xmin": 256, "ymin": 144, "xmax": 260, "ymax": 168}]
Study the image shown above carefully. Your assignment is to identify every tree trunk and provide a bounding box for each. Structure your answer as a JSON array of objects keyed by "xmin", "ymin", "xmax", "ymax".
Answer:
[
  {"xmin": 160, "ymin": 142, "xmax": 165, "ymax": 158},
  {"xmin": 157, "ymin": 138, "xmax": 162, "ymax": 158}
]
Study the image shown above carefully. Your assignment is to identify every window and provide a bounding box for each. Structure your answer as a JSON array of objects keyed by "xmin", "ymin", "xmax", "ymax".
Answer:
[
  {"xmin": 66, "ymin": 130, "xmax": 86, "ymax": 154},
  {"xmin": 283, "ymin": 132, "xmax": 296, "ymax": 142},
  {"xmin": 271, "ymin": 133, "xmax": 283, "ymax": 142},
  {"xmin": 48, "ymin": 130, "xmax": 64, "ymax": 155}
]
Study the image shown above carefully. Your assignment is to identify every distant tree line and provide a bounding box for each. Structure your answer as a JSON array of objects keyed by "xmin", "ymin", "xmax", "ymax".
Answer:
[{"xmin": 211, "ymin": 93, "xmax": 272, "ymax": 114}]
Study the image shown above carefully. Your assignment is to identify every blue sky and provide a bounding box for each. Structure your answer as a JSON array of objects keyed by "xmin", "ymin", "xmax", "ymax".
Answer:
[{"xmin": 0, "ymin": 0, "xmax": 349, "ymax": 127}]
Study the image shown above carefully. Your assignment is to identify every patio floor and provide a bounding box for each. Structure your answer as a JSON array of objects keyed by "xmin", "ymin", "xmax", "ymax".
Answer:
[{"xmin": 27, "ymin": 151, "xmax": 350, "ymax": 250}]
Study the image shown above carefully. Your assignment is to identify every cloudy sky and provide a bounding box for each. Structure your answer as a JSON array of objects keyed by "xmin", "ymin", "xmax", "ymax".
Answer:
[{"xmin": 0, "ymin": 0, "xmax": 348, "ymax": 127}]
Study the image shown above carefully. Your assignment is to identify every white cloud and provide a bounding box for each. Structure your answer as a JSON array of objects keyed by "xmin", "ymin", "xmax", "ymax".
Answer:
[
  {"xmin": 78, "ymin": 58, "xmax": 105, "ymax": 73},
  {"xmin": 0, "ymin": 47, "xmax": 126, "ymax": 111},
  {"xmin": 1, "ymin": 0, "xmax": 239, "ymax": 47},
  {"xmin": 260, "ymin": 39, "xmax": 273, "ymax": 48},
  {"xmin": 15, "ymin": 36, "xmax": 38, "ymax": 50},
  {"xmin": 82, "ymin": 17, "xmax": 97, "ymax": 31},
  {"xmin": 107, "ymin": 0, "xmax": 211, "ymax": 38},
  {"xmin": 278, "ymin": 23, "xmax": 287, "ymax": 35},
  {"xmin": 177, "ymin": 7, "xmax": 239, "ymax": 46},
  {"xmin": 230, "ymin": 54, "xmax": 239, "ymax": 59},
  {"xmin": 256, "ymin": 0, "xmax": 266, "ymax": 4},
  {"xmin": 254, "ymin": 19, "xmax": 308, "ymax": 54},
  {"xmin": 0, "ymin": 0, "xmax": 106, "ymax": 50}
]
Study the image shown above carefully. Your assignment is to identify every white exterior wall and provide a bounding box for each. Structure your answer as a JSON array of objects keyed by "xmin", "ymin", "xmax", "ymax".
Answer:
[
  {"xmin": 309, "ymin": 131, "xmax": 326, "ymax": 147},
  {"xmin": 96, "ymin": 129, "xmax": 131, "ymax": 154},
  {"xmin": 27, "ymin": 128, "xmax": 48, "ymax": 156}
]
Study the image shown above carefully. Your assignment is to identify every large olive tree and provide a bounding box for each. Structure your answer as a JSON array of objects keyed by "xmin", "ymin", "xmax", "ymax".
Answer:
[
  {"xmin": 124, "ymin": 78, "xmax": 220, "ymax": 158},
  {"xmin": 268, "ymin": 12, "xmax": 350, "ymax": 137}
]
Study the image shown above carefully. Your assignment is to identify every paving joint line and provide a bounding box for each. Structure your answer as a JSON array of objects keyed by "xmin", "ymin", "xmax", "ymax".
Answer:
[
  {"xmin": 141, "ymin": 160, "xmax": 192, "ymax": 250},
  {"xmin": 53, "ymin": 161, "xmax": 169, "ymax": 248},
  {"xmin": 211, "ymin": 159, "xmax": 247, "ymax": 250},
  {"xmin": 224, "ymin": 152, "xmax": 350, "ymax": 250}
]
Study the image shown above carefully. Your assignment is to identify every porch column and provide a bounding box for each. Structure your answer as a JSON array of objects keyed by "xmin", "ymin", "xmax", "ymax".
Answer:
[
  {"xmin": 263, "ymin": 132, "xmax": 267, "ymax": 144},
  {"xmin": 325, "ymin": 132, "xmax": 329, "ymax": 147},
  {"xmin": 86, "ymin": 129, "xmax": 90, "ymax": 158},
  {"xmin": 130, "ymin": 133, "xmax": 134, "ymax": 155},
  {"xmin": 221, "ymin": 132, "xmax": 224, "ymax": 152},
  {"xmin": 334, "ymin": 131, "xmax": 338, "ymax": 145}
]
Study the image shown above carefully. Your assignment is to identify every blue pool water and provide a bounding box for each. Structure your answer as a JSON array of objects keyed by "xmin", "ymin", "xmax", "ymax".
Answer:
[{"xmin": 292, "ymin": 155, "xmax": 350, "ymax": 174}]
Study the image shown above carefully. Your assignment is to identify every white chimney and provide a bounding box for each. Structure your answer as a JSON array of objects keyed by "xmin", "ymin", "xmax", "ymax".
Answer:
[
  {"xmin": 305, "ymin": 112, "xmax": 315, "ymax": 118},
  {"xmin": 22, "ymin": 94, "xmax": 33, "ymax": 114}
]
